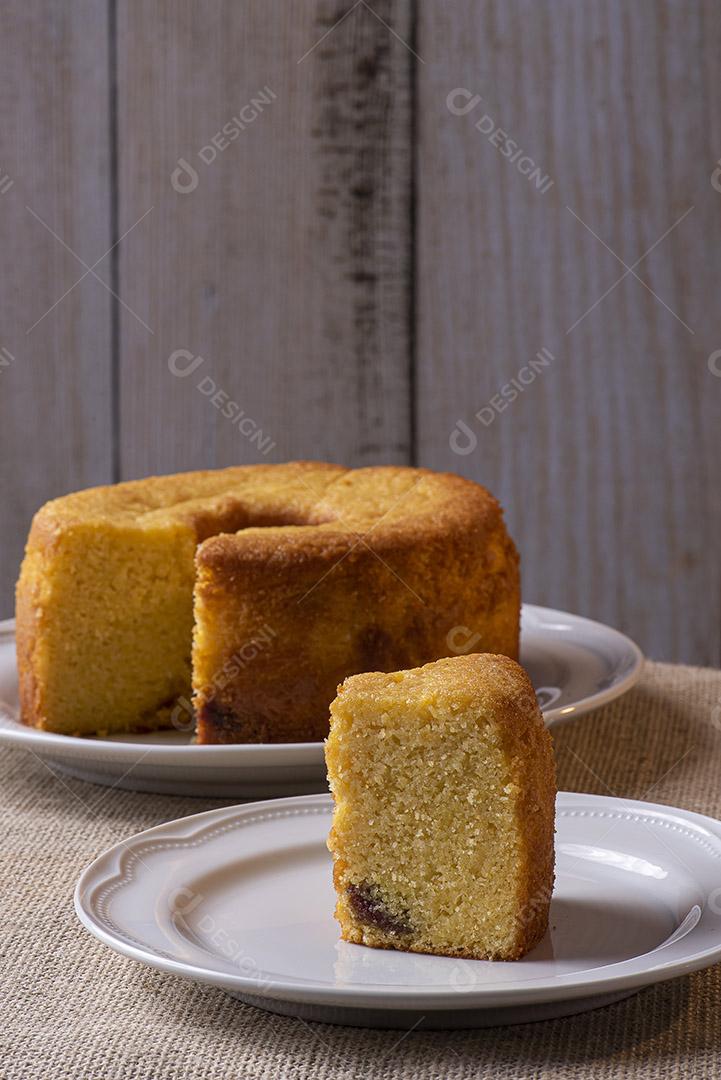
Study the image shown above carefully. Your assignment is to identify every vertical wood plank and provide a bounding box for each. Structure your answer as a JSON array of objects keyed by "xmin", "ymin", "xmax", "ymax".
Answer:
[
  {"xmin": 416, "ymin": 0, "xmax": 721, "ymax": 663},
  {"xmin": 0, "ymin": 2, "xmax": 113, "ymax": 616},
  {"xmin": 116, "ymin": 0, "xmax": 413, "ymax": 478}
]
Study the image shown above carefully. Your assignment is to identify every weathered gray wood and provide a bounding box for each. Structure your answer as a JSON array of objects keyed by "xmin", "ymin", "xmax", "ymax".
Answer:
[
  {"xmin": 116, "ymin": 0, "xmax": 413, "ymax": 479},
  {"xmin": 0, "ymin": 1, "xmax": 113, "ymax": 616},
  {"xmin": 2, "ymin": 0, "xmax": 720, "ymax": 666},
  {"xmin": 416, "ymin": 0, "xmax": 721, "ymax": 664}
]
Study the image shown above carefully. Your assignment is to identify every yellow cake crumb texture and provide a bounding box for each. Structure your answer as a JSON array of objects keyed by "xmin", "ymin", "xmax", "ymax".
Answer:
[
  {"xmin": 325, "ymin": 653, "xmax": 556, "ymax": 961},
  {"xmin": 16, "ymin": 462, "xmax": 520, "ymax": 742}
]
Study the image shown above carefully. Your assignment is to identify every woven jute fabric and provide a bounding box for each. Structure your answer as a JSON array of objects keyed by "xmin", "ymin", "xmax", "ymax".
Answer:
[{"xmin": 3, "ymin": 659, "xmax": 721, "ymax": 1079}]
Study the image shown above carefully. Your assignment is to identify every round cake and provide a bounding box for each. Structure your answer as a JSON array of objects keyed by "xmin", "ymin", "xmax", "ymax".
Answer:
[{"xmin": 15, "ymin": 461, "xmax": 520, "ymax": 743}]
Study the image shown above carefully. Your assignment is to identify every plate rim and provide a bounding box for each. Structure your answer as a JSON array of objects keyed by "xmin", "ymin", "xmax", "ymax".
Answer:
[
  {"xmin": 74, "ymin": 791, "xmax": 721, "ymax": 1013},
  {"xmin": 521, "ymin": 603, "xmax": 644, "ymax": 724},
  {"xmin": 0, "ymin": 604, "xmax": 644, "ymax": 763}
]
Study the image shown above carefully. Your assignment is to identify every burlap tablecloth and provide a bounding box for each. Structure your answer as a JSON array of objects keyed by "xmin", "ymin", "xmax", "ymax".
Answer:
[{"xmin": 3, "ymin": 659, "xmax": 721, "ymax": 1079}]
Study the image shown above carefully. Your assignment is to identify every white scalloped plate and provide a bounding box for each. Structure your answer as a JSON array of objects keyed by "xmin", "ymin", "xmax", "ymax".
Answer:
[
  {"xmin": 75, "ymin": 792, "xmax": 721, "ymax": 1029},
  {"xmin": 0, "ymin": 605, "xmax": 643, "ymax": 797}
]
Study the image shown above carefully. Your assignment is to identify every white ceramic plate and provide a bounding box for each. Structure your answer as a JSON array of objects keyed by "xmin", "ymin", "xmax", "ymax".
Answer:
[
  {"xmin": 0, "ymin": 605, "xmax": 643, "ymax": 798},
  {"xmin": 75, "ymin": 792, "xmax": 721, "ymax": 1029}
]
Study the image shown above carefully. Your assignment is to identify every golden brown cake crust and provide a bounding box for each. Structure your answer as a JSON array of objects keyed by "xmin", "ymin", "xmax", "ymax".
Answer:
[
  {"xmin": 192, "ymin": 467, "xmax": 520, "ymax": 743},
  {"xmin": 16, "ymin": 462, "xmax": 520, "ymax": 741}
]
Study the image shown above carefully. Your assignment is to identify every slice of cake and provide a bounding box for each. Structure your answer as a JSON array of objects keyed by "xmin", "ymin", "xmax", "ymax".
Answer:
[{"xmin": 325, "ymin": 654, "xmax": 556, "ymax": 960}]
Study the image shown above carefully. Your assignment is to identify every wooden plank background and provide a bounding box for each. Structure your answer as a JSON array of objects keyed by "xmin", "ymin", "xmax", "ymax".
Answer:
[
  {"xmin": 416, "ymin": 0, "xmax": 721, "ymax": 664},
  {"xmin": 1, "ymin": 0, "xmax": 719, "ymax": 665},
  {"xmin": 116, "ymin": 0, "xmax": 413, "ymax": 478},
  {"xmin": 0, "ymin": 2, "xmax": 114, "ymax": 617}
]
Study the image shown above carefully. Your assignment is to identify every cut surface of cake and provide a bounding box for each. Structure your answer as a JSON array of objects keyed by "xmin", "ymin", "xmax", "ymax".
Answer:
[
  {"xmin": 16, "ymin": 462, "xmax": 520, "ymax": 743},
  {"xmin": 325, "ymin": 654, "xmax": 556, "ymax": 960}
]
